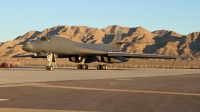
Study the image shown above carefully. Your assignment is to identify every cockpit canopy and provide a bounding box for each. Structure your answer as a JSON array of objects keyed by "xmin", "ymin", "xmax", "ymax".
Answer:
[
  {"xmin": 29, "ymin": 36, "xmax": 51, "ymax": 44},
  {"xmin": 40, "ymin": 36, "xmax": 51, "ymax": 41}
]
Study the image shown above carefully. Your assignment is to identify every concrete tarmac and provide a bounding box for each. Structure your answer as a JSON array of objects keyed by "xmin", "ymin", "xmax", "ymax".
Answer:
[{"xmin": 0, "ymin": 67, "xmax": 200, "ymax": 112}]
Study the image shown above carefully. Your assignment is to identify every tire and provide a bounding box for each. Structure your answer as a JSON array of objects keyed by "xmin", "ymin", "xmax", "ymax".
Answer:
[
  {"xmin": 97, "ymin": 65, "xmax": 108, "ymax": 70},
  {"xmin": 85, "ymin": 64, "xmax": 88, "ymax": 69},
  {"xmin": 103, "ymin": 65, "xmax": 108, "ymax": 70},
  {"xmin": 77, "ymin": 64, "xmax": 80, "ymax": 69},
  {"xmin": 49, "ymin": 66, "xmax": 53, "ymax": 71},
  {"xmin": 46, "ymin": 66, "xmax": 53, "ymax": 71},
  {"xmin": 82, "ymin": 64, "xmax": 89, "ymax": 69},
  {"xmin": 98, "ymin": 65, "xmax": 103, "ymax": 70},
  {"xmin": 77, "ymin": 64, "xmax": 83, "ymax": 69}
]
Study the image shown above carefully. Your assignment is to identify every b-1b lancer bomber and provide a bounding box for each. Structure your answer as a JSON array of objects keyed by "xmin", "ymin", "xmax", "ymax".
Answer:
[{"xmin": 19, "ymin": 28, "xmax": 177, "ymax": 70}]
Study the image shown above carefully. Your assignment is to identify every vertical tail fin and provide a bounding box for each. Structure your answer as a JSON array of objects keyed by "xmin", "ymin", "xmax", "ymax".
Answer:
[
  {"xmin": 109, "ymin": 27, "xmax": 123, "ymax": 50},
  {"xmin": 110, "ymin": 27, "xmax": 122, "ymax": 43}
]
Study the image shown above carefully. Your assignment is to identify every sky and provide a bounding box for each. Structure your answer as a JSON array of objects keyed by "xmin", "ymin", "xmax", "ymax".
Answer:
[{"xmin": 0, "ymin": 0, "xmax": 199, "ymax": 42}]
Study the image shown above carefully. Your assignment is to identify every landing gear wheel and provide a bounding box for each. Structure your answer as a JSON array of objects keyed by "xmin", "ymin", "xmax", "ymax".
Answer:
[
  {"xmin": 97, "ymin": 65, "xmax": 108, "ymax": 70},
  {"xmin": 77, "ymin": 64, "xmax": 88, "ymax": 70},
  {"xmin": 46, "ymin": 66, "xmax": 53, "ymax": 71},
  {"xmin": 77, "ymin": 64, "xmax": 81, "ymax": 69},
  {"xmin": 82, "ymin": 64, "xmax": 88, "ymax": 69}
]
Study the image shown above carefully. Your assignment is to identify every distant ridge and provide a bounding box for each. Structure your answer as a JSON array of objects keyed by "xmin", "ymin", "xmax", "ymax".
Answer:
[{"xmin": 0, "ymin": 25, "xmax": 200, "ymax": 58}]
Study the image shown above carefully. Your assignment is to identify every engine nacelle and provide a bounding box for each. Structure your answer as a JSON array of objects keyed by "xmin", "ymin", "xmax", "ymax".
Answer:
[
  {"xmin": 69, "ymin": 56, "xmax": 98, "ymax": 63},
  {"xmin": 100, "ymin": 56, "xmax": 128, "ymax": 63},
  {"xmin": 69, "ymin": 56, "xmax": 81, "ymax": 63}
]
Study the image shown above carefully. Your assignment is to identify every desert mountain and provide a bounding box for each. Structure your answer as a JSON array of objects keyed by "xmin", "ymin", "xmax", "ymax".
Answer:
[{"xmin": 0, "ymin": 25, "xmax": 200, "ymax": 59}]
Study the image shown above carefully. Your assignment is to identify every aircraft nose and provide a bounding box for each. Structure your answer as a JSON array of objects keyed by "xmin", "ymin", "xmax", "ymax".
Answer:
[{"xmin": 22, "ymin": 43, "xmax": 33, "ymax": 52}]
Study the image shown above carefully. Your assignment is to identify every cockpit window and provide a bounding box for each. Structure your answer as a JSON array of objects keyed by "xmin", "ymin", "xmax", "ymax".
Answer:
[
  {"xmin": 30, "ymin": 38, "xmax": 40, "ymax": 44},
  {"xmin": 30, "ymin": 36, "xmax": 51, "ymax": 44},
  {"xmin": 40, "ymin": 36, "xmax": 51, "ymax": 41}
]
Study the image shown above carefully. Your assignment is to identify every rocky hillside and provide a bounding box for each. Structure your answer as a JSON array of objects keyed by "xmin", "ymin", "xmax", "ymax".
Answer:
[{"xmin": 0, "ymin": 25, "xmax": 200, "ymax": 58}]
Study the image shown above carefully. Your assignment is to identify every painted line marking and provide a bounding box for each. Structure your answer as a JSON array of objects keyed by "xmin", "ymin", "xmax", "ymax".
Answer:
[
  {"xmin": 0, "ymin": 98, "xmax": 9, "ymax": 101},
  {"xmin": 14, "ymin": 83, "xmax": 200, "ymax": 97},
  {"xmin": 0, "ymin": 108, "xmax": 91, "ymax": 112}
]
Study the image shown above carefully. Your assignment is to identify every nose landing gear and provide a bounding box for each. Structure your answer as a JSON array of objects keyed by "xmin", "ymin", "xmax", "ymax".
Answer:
[{"xmin": 46, "ymin": 53, "xmax": 57, "ymax": 71}]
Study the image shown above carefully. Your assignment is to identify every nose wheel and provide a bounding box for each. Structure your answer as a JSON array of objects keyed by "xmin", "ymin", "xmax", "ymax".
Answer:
[
  {"xmin": 45, "ymin": 53, "xmax": 56, "ymax": 71},
  {"xmin": 77, "ymin": 64, "xmax": 88, "ymax": 69},
  {"xmin": 46, "ymin": 66, "xmax": 53, "ymax": 71}
]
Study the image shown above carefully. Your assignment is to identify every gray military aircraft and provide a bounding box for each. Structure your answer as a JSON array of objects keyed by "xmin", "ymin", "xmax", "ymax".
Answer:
[{"xmin": 19, "ymin": 28, "xmax": 177, "ymax": 70}]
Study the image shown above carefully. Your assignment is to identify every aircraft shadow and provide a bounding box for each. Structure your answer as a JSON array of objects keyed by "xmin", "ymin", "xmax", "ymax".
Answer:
[{"xmin": 14, "ymin": 66, "xmax": 130, "ymax": 71}]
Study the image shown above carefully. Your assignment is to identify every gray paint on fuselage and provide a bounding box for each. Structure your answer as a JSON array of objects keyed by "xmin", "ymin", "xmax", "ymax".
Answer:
[{"xmin": 31, "ymin": 36, "xmax": 119, "ymax": 55}]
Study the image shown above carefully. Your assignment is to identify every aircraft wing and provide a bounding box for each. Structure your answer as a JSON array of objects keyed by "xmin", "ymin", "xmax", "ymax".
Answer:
[
  {"xmin": 14, "ymin": 52, "xmax": 178, "ymax": 59},
  {"xmin": 108, "ymin": 52, "xmax": 178, "ymax": 59}
]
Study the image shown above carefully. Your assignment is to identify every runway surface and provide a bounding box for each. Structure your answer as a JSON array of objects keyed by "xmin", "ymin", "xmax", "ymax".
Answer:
[{"xmin": 0, "ymin": 67, "xmax": 200, "ymax": 112}]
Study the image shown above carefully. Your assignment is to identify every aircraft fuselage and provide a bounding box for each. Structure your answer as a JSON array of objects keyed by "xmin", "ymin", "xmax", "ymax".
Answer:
[{"xmin": 23, "ymin": 36, "xmax": 119, "ymax": 55}]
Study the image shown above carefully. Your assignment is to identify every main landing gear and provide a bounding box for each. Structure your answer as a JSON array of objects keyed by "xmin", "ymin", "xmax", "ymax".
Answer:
[
  {"xmin": 97, "ymin": 63, "xmax": 108, "ymax": 70},
  {"xmin": 76, "ymin": 56, "xmax": 89, "ymax": 70},
  {"xmin": 77, "ymin": 64, "xmax": 88, "ymax": 69},
  {"xmin": 77, "ymin": 64, "xmax": 108, "ymax": 70}
]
